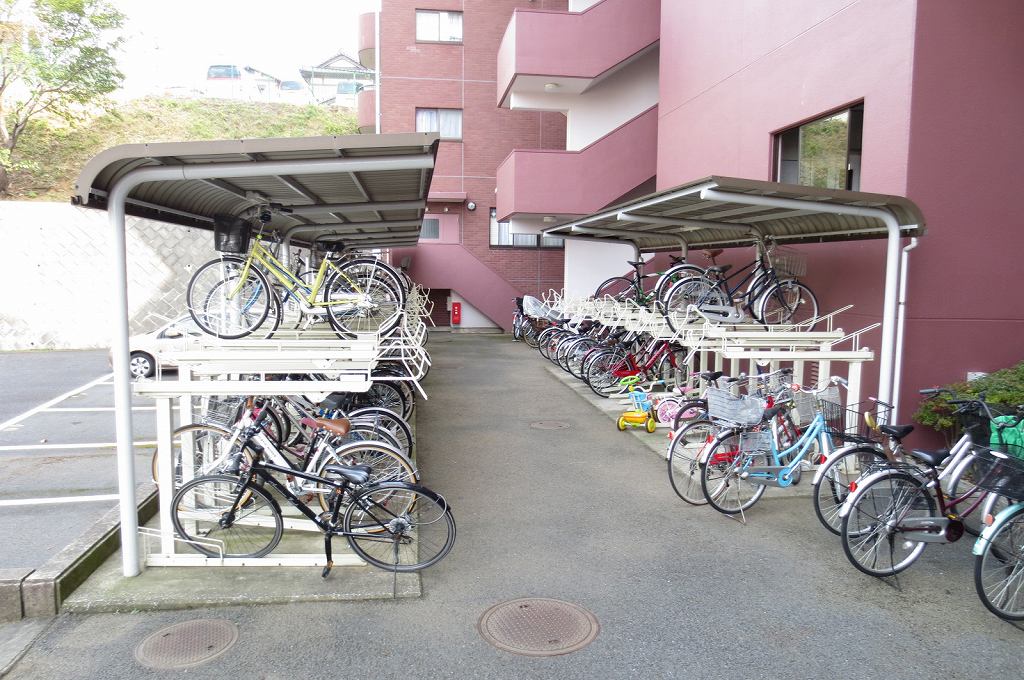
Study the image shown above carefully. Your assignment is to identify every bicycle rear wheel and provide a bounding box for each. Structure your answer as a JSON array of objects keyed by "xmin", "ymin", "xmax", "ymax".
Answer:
[
  {"xmin": 343, "ymin": 482, "xmax": 456, "ymax": 572},
  {"xmin": 974, "ymin": 505, "xmax": 1024, "ymax": 620},
  {"xmin": 585, "ymin": 350, "xmax": 627, "ymax": 398},
  {"xmin": 594, "ymin": 276, "xmax": 636, "ymax": 301},
  {"xmin": 840, "ymin": 471, "xmax": 934, "ymax": 577},
  {"xmin": 323, "ymin": 269, "xmax": 403, "ymax": 336},
  {"xmin": 756, "ymin": 280, "xmax": 819, "ymax": 328},
  {"xmin": 700, "ymin": 433, "xmax": 768, "ymax": 515},
  {"xmin": 171, "ymin": 474, "xmax": 282, "ymax": 558},
  {"xmin": 812, "ymin": 446, "xmax": 888, "ymax": 535},
  {"xmin": 667, "ymin": 420, "xmax": 715, "ymax": 505}
]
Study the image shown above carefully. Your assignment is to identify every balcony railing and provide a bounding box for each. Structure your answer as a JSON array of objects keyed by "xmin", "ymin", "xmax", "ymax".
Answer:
[
  {"xmin": 497, "ymin": 0, "xmax": 660, "ymax": 108},
  {"xmin": 495, "ymin": 106, "xmax": 657, "ymax": 220}
]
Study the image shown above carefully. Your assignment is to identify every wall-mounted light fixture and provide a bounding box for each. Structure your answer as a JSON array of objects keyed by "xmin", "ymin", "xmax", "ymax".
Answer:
[
  {"xmin": 544, "ymin": 82, "xmax": 560, "ymax": 91},
  {"xmin": 467, "ymin": 201, "xmax": 477, "ymax": 211}
]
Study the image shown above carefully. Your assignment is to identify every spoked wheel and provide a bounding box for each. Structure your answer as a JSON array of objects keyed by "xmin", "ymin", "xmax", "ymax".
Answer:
[
  {"xmin": 343, "ymin": 483, "xmax": 456, "ymax": 572},
  {"xmin": 700, "ymin": 432, "xmax": 767, "ymax": 514},
  {"xmin": 314, "ymin": 441, "xmax": 417, "ymax": 512},
  {"xmin": 323, "ymin": 269, "xmax": 403, "ymax": 336},
  {"xmin": 171, "ymin": 475, "xmax": 282, "ymax": 558},
  {"xmin": 756, "ymin": 280, "xmax": 819, "ymax": 328},
  {"xmin": 585, "ymin": 350, "xmax": 628, "ymax": 398},
  {"xmin": 662, "ymin": 277, "xmax": 729, "ymax": 333},
  {"xmin": 840, "ymin": 471, "xmax": 935, "ymax": 577},
  {"xmin": 667, "ymin": 420, "xmax": 715, "ymax": 505},
  {"xmin": 594, "ymin": 276, "xmax": 636, "ymax": 301},
  {"xmin": 351, "ymin": 382, "xmax": 408, "ymax": 420},
  {"xmin": 187, "ymin": 257, "xmax": 272, "ymax": 339},
  {"xmin": 975, "ymin": 505, "xmax": 1024, "ymax": 620},
  {"xmin": 812, "ymin": 446, "xmax": 888, "ymax": 535}
]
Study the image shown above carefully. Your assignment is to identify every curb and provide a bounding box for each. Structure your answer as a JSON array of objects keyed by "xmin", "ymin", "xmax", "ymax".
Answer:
[{"xmin": 18, "ymin": 484, "xmax": 158, "ymax": 619}]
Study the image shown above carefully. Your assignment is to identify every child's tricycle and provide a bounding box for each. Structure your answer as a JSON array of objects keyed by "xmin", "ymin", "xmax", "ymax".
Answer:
[{"xmin": 616, "ymin": 376, "xmax": 657, "ymax": 433}]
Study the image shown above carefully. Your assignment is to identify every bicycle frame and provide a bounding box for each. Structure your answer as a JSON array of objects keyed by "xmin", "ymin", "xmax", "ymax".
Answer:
[
  {"xmin": 234, "ymin": 237, "xmax": 365, "ymax": 310},
  {"xmin": 730, "ymin": 412, "xmax": 833, "ymax": 488}
]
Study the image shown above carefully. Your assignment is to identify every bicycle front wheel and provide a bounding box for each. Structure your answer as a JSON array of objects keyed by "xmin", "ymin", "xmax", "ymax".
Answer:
[
  {"xmin": 756, "ymin": 280, "xmax": 819, "ymax": 328},
  {"xmin": 323, "ymin": 269, "xmax": 403, "ymax": 336},
  {"xmin": 840, "ymin": 471, "xmax": 934, "ymax": 577},
  {"xmin": 974, "ymin": 505, "xmax": 1024, "ymax": 620},
  {"xmin": 594, "ymin": 276, "xmax": 636, "ymax": 301},
  {"xmin": 187, "ymin": 256, "xmax": 272, "ymax": 339},
  {"xmin": 343, "ymin": 482, "xmax": 456, "ymax": 572},
  {"xmin": 171, "ymin": 474, "xmax": 282, "ymax": 558},
  {"xmin": 668, "ymin": 420, "xmax": 716, "ymax": 505},
  {"xmin": 700, "ymin": 433, "xmax": 768, "ymax": 515}
]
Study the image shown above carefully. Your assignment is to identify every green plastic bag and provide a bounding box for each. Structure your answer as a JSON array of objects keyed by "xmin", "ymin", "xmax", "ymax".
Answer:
[{"xmin": 991, "ymin": 415, "xmax": 1024, "ymax": 459}]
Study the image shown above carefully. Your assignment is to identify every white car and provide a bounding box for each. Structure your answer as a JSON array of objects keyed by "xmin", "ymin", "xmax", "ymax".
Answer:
[{"xmin": 125, "ymin": 315, "xmax": 203, "ymax": 379}]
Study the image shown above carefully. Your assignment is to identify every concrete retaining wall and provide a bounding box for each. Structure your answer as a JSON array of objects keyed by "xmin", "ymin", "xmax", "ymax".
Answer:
[{"xmin": 0, "ymin": 201, "xmax": 218, "ymax": 350}]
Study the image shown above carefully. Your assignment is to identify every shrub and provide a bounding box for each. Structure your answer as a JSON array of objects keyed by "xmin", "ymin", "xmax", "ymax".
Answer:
[{"xmin": 914, "ymin": 360, "xmax": 1024, "ymax": 445}]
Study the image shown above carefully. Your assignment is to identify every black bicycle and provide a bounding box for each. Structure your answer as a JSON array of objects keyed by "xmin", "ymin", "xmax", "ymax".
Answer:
[{"xmin": 170, "ymin": 409, "xmax": 455, "ymax": 575}]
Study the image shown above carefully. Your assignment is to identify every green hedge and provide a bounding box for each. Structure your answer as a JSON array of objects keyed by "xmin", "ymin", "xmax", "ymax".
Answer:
[{"xmin": 913, "ymin": 360, "xmax": 1024, "ymax": 444}]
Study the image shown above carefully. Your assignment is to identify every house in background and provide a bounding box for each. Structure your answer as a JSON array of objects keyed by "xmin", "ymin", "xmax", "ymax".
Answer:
[{"xmin": 301, "ymin": 50, "xmax": 375, "ymax": 107}]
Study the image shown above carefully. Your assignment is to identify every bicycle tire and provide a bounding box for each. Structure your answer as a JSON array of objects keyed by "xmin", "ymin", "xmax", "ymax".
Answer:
[
  {"xmin": 947, "ymin": 457, "xmax": 1011, "ymax": 538},
  {"xmin": 662, "ymin": 276, "xmax": 729, "ymax": 333},
  {"xmin": 521, "ymin": 321, "xmax": 540, "ymax": 348},
  {"xmin": 654, "ymin": 264, "xmax": 706, "ymax": 305},
  {"xmin": 812, "ymin": 446, "xmax": 888, "ymax": 535},
  {"xmin": 974, "ymin": 504, "xmax": 1024, "ymax": 620},
  {"xmin": 313, "ymin": 440, "xmax": 418, "ymax": 512},
  {"xmin": 700, "ymin": 432, "xmax": 768, "ymax": 514},
  {"xmin": 594, "ymin": 276, "xmax": 637, "ymax": 301},
  {"xmin": 347, "ymin": 406, "xmax": 414, "ymax": 456},
  {"xmin": 187, "ymin": 256, "xmax": 272, "ymax": 339},
  {"xmin": 350, "ymin": 382, "xmax": 408, "ymax": 420},
  {"xmin": 756, "ymin": 279, "xmax": 819, "ymax": 328},
  {"xmin": 840, "ymin": 471, "xmax": 935, "ymax": 577},
  {"xmin": 150, "ymin": 423, "xmax": 237, "ymax": 487},
  {"xmin": 667, "ymin": 420, "xmax": 716, "ymax": 505},
  {"xmin": 672, "ymin": 399, "xmax": 709, "ymax": 431},
  {"xmin": 334, "ymin": 257, "xmax": 407, "ymax": 309},
  {"xmin": 585, "ymin": 350, "xmax": 627, "ymax": 398},
  {"xmin": 323, "ymin": 268, "xmax": 403, "ymax": 336},
  {"xmin": 343, "ymin": 482, "xmax": 456, "ymax": 572},
  {"xmin": 171, "ymin": 474, "xmax": 283, "ymax": 558}
]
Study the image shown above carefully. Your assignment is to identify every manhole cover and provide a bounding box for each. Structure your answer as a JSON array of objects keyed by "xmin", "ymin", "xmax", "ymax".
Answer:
[
  {"xmin": 530, "ymin": 421, "xmax": 571, "ymax": 430},
  {"xmin": 135, "ymin": 619, "xmax": 238, "ymax": 670},
  {"xmin": 478, "ymin": 598, "xmax": 599, "ymax": 657}
]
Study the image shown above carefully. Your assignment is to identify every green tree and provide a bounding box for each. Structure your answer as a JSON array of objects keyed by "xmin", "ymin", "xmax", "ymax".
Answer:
[{"xmin": 0, "ymin": 0, "xmax": 124, "ymax": 195}]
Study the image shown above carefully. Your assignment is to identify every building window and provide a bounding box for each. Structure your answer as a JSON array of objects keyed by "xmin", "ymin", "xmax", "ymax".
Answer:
[
  {"xmin": 416, "ymin": 10, "xmax": 463, "ymax": 43},
  {"xmin": 416, "ymin": 108, "xmax": 462, "ymax": 140},
  {"xmin": 489, "ymin": 208, "xmax": 564, "ymax": 249},
  {"xmin": 421, "ymin": 218, "xmax": 440, "ymax": 240},
  {"xmin": 775, "ymin": 103, "xmax": 864, "ymax": 191}
]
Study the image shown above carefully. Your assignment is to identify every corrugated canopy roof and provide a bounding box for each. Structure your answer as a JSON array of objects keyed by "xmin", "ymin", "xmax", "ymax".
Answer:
[
  {"xmin": 542, "ymin": 176, "xmax": 925, "ymax": 251},
  {"xmin": 73, "ymin": 133, "xmax": 439, "ymax": 249}
]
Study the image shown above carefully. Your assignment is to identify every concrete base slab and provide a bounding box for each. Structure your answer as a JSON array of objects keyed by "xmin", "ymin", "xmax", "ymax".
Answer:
[
  {"xmin": 0, "ymin": 570, "xmax": 31, "ymax": 623},
  {"xmin": 61, "ymin": 548, "xmax": 420, "ymax": 613},
  {"xmin": 0, "ymin": 619, "xmax": 49, "ymax": 676}
]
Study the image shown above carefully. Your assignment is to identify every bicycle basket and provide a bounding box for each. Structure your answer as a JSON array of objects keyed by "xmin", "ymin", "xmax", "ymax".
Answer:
[
  {"xmin": 739, "ymin": 430, "xmax": 772, "ymax": 452},
  {"xmin": 969, "ymin": 446, "xmax": 1024, "ymax": 500},
  {"xmin": 706, "ymin": 388, "xmax": 766, "ymax": 426},
  {"xmin": 771, "ymin": 246, "xmax": 807, "ymax": 278},
  {"xmin": 818, "ymin": 389, "xmax": 878, "ymax": 445},
  {"xmin": 213, "ymin": 215, "xmax": 252, "ymax": 254},
  {"xmin": 198, "ymin": 395, "xmax": 245, "ymax": 428}
]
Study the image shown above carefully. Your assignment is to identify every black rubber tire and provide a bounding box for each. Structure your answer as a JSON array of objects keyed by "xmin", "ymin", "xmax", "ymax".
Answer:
[
  {"xmin": 186, "ymin": 256, "xmax": 272, "ymax": 339},
  {"xmin": 171, "ymin": 474, "xmax": 282, "ymax": 558},
  {"xmin": 812, "ymin": 446, "xmax": 888, "ymax": 535}
]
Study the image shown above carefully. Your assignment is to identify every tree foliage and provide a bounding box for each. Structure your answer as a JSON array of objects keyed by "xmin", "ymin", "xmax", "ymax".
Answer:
[
  {"xmin": 914, "ymin": 360, "xmax": 1024, "ymax": 445},
  {"xmin": 0, "ymin": 0, "xmax": 124, "ymax": 193}
]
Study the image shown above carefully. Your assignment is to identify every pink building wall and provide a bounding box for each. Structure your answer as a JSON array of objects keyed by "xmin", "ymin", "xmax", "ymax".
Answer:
[{"xmin": 900, "ymin": 0, "xmax": 1024, "ymax": 408}]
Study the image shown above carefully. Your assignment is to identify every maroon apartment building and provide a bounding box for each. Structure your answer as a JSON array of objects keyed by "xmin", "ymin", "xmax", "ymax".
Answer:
[{"xmin": 358, "ymin": 0, "xmax": 1024, "ymax": 414}]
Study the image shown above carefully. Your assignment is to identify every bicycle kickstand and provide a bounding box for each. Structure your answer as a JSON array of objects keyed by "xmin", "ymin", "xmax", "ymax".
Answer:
[{"xmin": 322, "ymin": 534, "xmax": 334, "ymax": 579}]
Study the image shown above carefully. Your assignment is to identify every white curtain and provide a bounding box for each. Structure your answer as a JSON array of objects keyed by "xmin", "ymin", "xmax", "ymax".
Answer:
[
  {"xmin": 416, "ymin": 11, "xmax": 440, "ymax": 40},
  {"xmin": 442, "ymin": 11, "xmax": 463, "ymax": 42},
  {"xmin": 416, "ymin": 108, "xmax": 438, "ymax": 133},
  {"xmin": 438, "ymin": 109, "xmax": 462, "ymax": 139}
]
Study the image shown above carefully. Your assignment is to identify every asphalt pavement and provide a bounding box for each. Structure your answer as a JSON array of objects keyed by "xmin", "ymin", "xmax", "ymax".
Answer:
[{"xmin": 4, "ymin": 335, "xmax": 1023, "ymax": 678}]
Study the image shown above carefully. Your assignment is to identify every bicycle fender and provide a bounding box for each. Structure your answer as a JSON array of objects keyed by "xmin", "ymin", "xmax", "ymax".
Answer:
[
  {"xmin": 811, "ymin": 443, "xmax": 881, "ymax": 486},
  {"xmin": 972, "ymin": 502, "xmax": 1024, "ymax": 555},
  {"xmin": 837, "ymin": 468, "xmax": 920, "ymax": 520}
]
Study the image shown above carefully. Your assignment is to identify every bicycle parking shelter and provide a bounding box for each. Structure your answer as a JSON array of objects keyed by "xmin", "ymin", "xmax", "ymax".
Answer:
[
  {"xmin": 542, "ymin": 175, "xmax": 925, "ymax": 414},
  {"xmin": 74, "ymin": 133, "xmax": 440, "ymax": 576}
]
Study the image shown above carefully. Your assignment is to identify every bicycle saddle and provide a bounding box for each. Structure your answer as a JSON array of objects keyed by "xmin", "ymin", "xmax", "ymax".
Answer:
[
  {"xmin": 703, "ymin": 249, "xmax": 724, "ymax": 259},
  {"xmin": 627, "ymin": 260, "xmax": 645, "ymax": 269},
  {"xmin": 700, "ymin": 370, "xmax": 725, "ymax": 381},
  {"xmin": 909, "ymin": 448, "xmax": 950, "ymax": 468},
  {"xmin": 706, "ymin": 264, "xmax": 733, "ymax": 275},
  {"xmin": 300, "ymin": 416, "xmax": 351, "ymax": 437},
  {"xmin": 762, "ymin": 405, "xmax": 787, "ymax": 421},
  {"xmin": 669, "ymin": 255, "xmax": 686, "ymax": 264},
  {"xmin": 879, "ymin": 424, "xmax": 914, "ymax": 440},
  {"xmin": 322, "ymin": 463, "xmax": 373, "ymax": 485}
]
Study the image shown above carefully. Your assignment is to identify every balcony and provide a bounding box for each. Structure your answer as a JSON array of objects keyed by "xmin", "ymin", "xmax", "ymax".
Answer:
[
  {"xmin": 497, "ymin": 0, "xmax": 660, "ymax": 109},
  {"xmin": 495, "ymin": 106, "xmax": 657, "ymax": 221},
  {"xmin": 358, "ymin": 12, "xmax": 376, "ymax": 69},
  {"xmin": 356, "ymin": 86, "xmax": 375, "ymax": 134}
]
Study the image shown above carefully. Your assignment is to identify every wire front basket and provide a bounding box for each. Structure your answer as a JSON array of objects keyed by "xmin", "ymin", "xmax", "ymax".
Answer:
[
  {"xmin": 771, "ymin": 245, "xmax": 807, "ymax": 278},
  {"xmin": 739, "ymin": 430, "xmax": 773, "ymax": 453},
  {"xmin": 197, "ymin": 395, "xmax": 245, "ymax": 429},
  {"xmin": 706, "ymin": 388, "xmax": 766, "ymax": 426},
  {"xmin": 969, "ymin": 447, "xmax": 1024, "ymax": 500}
]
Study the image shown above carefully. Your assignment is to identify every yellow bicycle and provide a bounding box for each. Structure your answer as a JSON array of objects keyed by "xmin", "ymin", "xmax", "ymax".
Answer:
[{"xmin": 187, "ymin": 234, "xmax": 406, "ymax": 339}]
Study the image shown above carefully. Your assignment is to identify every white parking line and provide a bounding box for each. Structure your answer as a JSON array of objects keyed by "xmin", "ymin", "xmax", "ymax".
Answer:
[
  {"xmin": 43, "ymin": 406, "xmax": 177, "ymax": 412},
  {"xmin": 0, "ymin": 494, "xmax": 119, "ymax": 507},
  {"xmin": 0, "ymin": 441, "xmax": 157, "ymax": 452},
  {"xmin": 0, "ymin": 372, "xmax": 113, "ymax": 432}
]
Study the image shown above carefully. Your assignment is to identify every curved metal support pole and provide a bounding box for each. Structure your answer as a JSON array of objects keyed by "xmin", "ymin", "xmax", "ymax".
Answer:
[
  {"xmin": 891, "ymin": 237, "xmax": 919, "ymax": 424},
  {"xmin": 700, "ymin": 187, "xmax": 915, "ymax": 409}
]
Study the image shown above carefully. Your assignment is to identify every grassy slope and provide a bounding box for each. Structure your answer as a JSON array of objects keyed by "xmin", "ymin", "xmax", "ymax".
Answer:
[{"xmin": 7, "ymin": 97, "xmax": 359, "ymax": 201}]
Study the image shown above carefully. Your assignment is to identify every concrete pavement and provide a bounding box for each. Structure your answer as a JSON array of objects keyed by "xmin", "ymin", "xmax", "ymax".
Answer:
[{"xmin": 4, "ymin": 334, "xmax": 1022, "ymax": 678}]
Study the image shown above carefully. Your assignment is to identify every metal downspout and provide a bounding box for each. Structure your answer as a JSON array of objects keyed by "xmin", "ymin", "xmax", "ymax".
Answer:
[
  {"xmin": 891, "ymin": 237, "xmax": 919, "ymax": 424},
  {"xmin": 106, "ymin": 153, "xmax": 434, "ymax": 576},
  {"xmin": 700, "ymin": 188, "xmax": 914, "ymax": 409}
]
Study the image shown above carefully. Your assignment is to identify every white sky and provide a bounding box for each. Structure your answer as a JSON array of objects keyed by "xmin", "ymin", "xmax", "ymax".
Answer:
[{"xmin": 110, "ymin": 0, "xmax": 378, "ymax": 96}]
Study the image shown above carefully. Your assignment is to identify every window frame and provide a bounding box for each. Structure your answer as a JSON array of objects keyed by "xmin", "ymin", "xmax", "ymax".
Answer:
[
  {"xmin": 415, "ymin": 107, "xmax": 463, "ymax": 141},
  {"xmin": 772, "ymin": 102, "xmax": 864, "ymax": 192},
  {"xmin": 415, "ymin": 9, "xmax": 464, "ymax": 44},
  {"xmin": 420, "ymin": 217, "xmax": 441, "ymax": 240}
]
